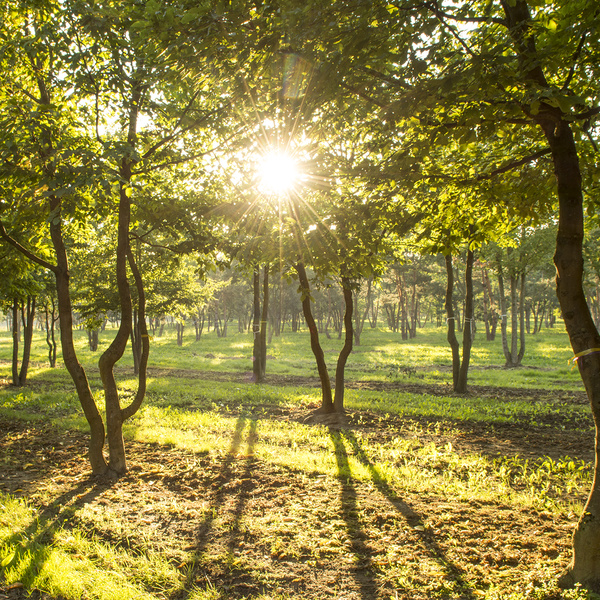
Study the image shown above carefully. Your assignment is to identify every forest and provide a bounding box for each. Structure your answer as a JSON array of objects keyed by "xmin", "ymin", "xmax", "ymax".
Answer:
[{"xmin": 1, "ymin": 0, "xmax": 600, "ymax": 598}]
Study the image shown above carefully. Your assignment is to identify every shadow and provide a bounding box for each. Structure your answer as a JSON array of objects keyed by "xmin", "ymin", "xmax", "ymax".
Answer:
[
  {"xmin": 178, "ymin": 416, "xmax": 262, "ymax": 598},
  {"xmin": 340, "ymin": 429, "xmax": 477, "ymax": 599},
  {"xmin": 330, "ymin": 430, "xmax": 379, "ymax": 600},
  {"xmin": 2, "ymin": 477, "xmax": 105, "ymax": 588},
  {"xmin": 226, "ymin": 419, "xmax": 257, "ymax": 554}
]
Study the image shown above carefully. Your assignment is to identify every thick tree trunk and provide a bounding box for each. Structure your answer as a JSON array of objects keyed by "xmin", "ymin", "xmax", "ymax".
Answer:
[
  {"xmin": 545, "ymin": 118, "xmax": 600, "ymax": 591},
  {"xmin": 295, "ymin": 262, "xmax": 334, "ymax": 413},
  {"xmin": 334, "ymin": 278, "xmax": 354, "ymax": 413}
]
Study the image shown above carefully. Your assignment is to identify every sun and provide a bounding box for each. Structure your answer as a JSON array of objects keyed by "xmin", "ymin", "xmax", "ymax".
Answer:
[{"xmin": 257, "ymin": 151, "xmax": 299, "ymax": 196}]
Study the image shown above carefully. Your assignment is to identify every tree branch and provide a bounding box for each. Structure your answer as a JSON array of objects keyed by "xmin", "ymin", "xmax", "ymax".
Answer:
[
  {"xmin": 469, "ymin": 148, "xmax": 552, "ymax": 182},
  {"xmin": 562, "ymin": 31, "xmax": 588, "ymax": 92},
  {"xmin": 0, "ymin": 221, "xmax": 57, "ymax": 273}
]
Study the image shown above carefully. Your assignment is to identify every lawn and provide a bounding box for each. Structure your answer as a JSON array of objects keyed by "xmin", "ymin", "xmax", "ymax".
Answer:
[{"xmin": 0, "ymin": 323, "xmax": 596, "ymax": 599}]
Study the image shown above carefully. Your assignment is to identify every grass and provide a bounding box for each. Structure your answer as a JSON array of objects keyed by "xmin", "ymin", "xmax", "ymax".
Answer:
[{"xmin": 0, "ymin": 322, "xmax": 597, "ymax": 599}]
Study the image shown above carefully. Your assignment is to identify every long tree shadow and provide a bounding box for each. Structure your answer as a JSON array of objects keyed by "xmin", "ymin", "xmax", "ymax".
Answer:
[
  {"xmin": 329, "ymin": 430, "xmax": 379, "ymax": 600},
  {"xmin": 179, "ymin": 416, "xmax": 260, "ymax": 597},
  {"xmin": 340, "ymin": 429, "xmax": 476, "ymax": 599},
  {"xmin": 2, "ymin": 477, "xmax": 105, "ymax": 589}
]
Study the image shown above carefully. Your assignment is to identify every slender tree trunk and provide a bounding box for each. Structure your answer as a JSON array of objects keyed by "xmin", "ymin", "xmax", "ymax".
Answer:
[
  {"xmin": 50, "ymin": 197, "xmax": 107, "ymax": 475},
  {"xmin": 334, "ymin": 278, "xmax": 354, "ymax": 413},
  {"xmin": 510, "ymin": 273, "xmax": 519, "ymax": 362},
  {"xmin": 98, "ymin": 173, "xmax": 134, "ymax": 475},
  {"xmin": 456, "ymin": 251, "xmax": 475, "ymax": 393},
  {"xmin": 445, "ymin": 255, "xmax": 460, "ymax": 389},
  {"xmin": 260, "ymin": 267, "xmax": 269, "ymax": 380},
  {"xmin": 17, "ymin": 296, "xmax": 35, "ymax": 385},
  {"xmin": 11, "ymin": 299, "xmax": 20, "ymax": 386},
  {"xmin": 295, "ymin": 261, "xmax": 334, "ymax": 413},
  {"xmin": 44, "ymin": 300, "xmax": 58, "ymax": 368},
  {"xmin": 497, "ymin": 257, "xmax": 512, "ymax": 366},
  {"xmin": 252, "ymin": 267, "xmax": 263, "ymax": 382},
  {"xmin": 517, "ymin": 271, "xmax": 526, "ymax": 364}
]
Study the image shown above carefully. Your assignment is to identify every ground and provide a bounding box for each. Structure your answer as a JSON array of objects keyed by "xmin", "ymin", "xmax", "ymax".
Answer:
[{"xmin": 0, "ymin": 373, "xmax": 594, "ymax": 600}]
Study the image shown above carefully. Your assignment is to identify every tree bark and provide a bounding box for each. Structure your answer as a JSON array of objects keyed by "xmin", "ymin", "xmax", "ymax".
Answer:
[
  {"xmin": 334, "ymin": 278, "xmax": 354, "ymax": 412},
  {"xmin": 260, "ymin": 267, "xmax": 269, "ymax": 380},
  {"xmin": 11, "ymin": 300, "xmax": 20, "ymax": 386},
  {"xmin": 445, "ymin": 255, "xmax": 460, "ymax": 389},
  {"xmin": 252, "ymin": 267, "xmax": 263, "ymax": 382},
  {"xmin": 547, "ymin": 117, "xmax": 600, "ymax": 591},
  {"xmin": 50, "ymin": 199, "xmax": 107, "ymax": 475},
  {"xmin": 295, "ymin": 261, "xmax": 334, "ymax": 413},
  {"xmin": 499, "ymin": 0, "xmax": 600, "ymax": 586},
  {"xmin": 456, "ymin": 250, "xmax": 474, "ymax": 393}
]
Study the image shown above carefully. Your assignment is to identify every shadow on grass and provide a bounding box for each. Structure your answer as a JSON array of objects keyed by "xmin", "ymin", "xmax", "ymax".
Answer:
[
  {"xmin": 1, "ymin": 478, "xmax": 104, "ymax": 591},
  {"xmin": 339, "ymin": 429, "xmax": 476, "ymax": 600},
  {"xmin": 330, "ymin": 431, "xmax": 379, "ymax": 600},
  {"xmin": 181, "ymin": 416, "xmax": 261, "ymax": 598}
]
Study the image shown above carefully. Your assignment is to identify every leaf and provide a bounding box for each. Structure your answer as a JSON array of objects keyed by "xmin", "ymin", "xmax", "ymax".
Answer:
[{"xmin": 1, "ymin": 550, "xmax": 16, "ymax": 568}]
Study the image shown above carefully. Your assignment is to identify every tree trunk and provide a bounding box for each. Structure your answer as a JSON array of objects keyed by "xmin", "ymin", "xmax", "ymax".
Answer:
[
  {"xmin": 252, "ymin": 267, "xmax": 263, "ymax": 383},
  {"xmin": 17, "ymin": 297, "xmax": 35, "ymax": 386},
  {"xmin": 11, "ymin": 299, "xmax": 20, "ymax": 386},
  {"xmin": 497, "ymin": 257, "xmax": 512, "ymax": 366},
  {"xmin": 295, "ymin": 261, "xmax": 334, "ymax": 413},
  {"xmin": 44, "ymin": 299, "xmax": 58, "ymax": 368},
  {"xmin": 456, "ymin": 250, "xmax": 474, "ymax": 393},
  {"xmin": 333, "ymin": 278, "xmax": 354, "ymax": 413},
  {"xmin": 510, "ymin": 273, "xmax": 520, "ymax": 364},
  {"xmin": 50, "ymin": 198, "xmax": 107, "ymax": 475},
  {"xmin": 517, "ymin": 271, "xmax": 526, "ymax": 365},
  {"xmin": 496, "ymin": 2, "xmax": 600, "ymax": 580},
  {"xmin": 260, "ymin": 267, "xmax": 269, "ymax": 380},
  {"xmin": 546, "ymin": 117, "xmax": 600, "ymax": 591},
  {"xmin": 445, "ymin": 255, "xmax": 460, "ymax": 389}
]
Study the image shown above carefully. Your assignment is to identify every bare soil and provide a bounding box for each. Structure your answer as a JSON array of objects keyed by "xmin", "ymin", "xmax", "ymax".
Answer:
[{"xmin": 0, "ymin": 375, "xmax": 593, "ymax": 599}]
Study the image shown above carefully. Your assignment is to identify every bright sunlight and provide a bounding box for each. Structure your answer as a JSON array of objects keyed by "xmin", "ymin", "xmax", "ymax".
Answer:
[{"xmin": 257, "ymin": 151, "xmax": 299, "ymax": 196}]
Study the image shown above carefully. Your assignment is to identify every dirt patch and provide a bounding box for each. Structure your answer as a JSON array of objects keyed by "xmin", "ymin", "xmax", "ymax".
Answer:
[{"xmin": 0, "ymin": 397, "xmax": 589, "ymax": 599}]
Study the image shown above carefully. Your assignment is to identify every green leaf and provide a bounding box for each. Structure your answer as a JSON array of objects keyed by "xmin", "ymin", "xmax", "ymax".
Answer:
[{"xmin": 1, "ymin": 550, "xmax": 16, "ymax": 568}]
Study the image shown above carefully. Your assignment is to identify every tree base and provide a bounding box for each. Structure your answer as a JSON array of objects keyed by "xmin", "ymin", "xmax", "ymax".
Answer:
[{"xmin": 303, "ymin": 409, "xmax": 349, "ymax": 429}]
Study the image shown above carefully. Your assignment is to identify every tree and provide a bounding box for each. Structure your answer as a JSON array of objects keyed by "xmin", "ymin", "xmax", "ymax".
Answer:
[
  {"xmin": 300, "ymin": 0, "xmax": 600, "ymax": 587},
  {"xmin": 0, "ymin": 0, "xmax": 234, "ymax": 475}
]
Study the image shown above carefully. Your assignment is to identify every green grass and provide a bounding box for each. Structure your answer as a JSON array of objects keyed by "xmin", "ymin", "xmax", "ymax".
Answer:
[
  {"xmin": 0, "ymin": 321, "xmax": 583, "ymax": 391},
  {"xmin": 0, "ymin": 322, "xmax": 596, "ymax": 600}
]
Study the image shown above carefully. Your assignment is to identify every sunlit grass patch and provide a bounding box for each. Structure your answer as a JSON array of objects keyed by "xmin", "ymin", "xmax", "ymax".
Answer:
[{"xmin": 0, "ymin": 492, "xmax": 183, "ymax": 600}]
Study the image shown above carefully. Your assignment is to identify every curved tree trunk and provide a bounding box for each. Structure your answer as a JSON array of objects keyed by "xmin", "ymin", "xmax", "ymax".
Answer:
[
  {"xmin": 295, "ymin": 261, "xmax": 334, "ymax": 413},
  {"xmin": 18, "ymin": 296, "xmax": 36, "ymax": 385},
  {"xmin": 50, "ymin": 202, "xmax": 107, "ymax": 475},
  {"xmin": 334, "ymin": 278, "xmax": 354, "ymax": 413},
  {"xmin": 456, "ymin": 250, "xmax": 474, "ymax": 393},
  {"xmin": 445, "ymin": 254, "xmax": 460, "ymax": 388},
  {"xmin": 495, "ymin": 1, "xmax": 600, "ymax": 582},
  {"xmin": 98, "ymin": 174, "xmax": 133, "ymax": 475},
  {"xmin": 546, "ymin": 117, "xmax": 600, "ymax": 591}
]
